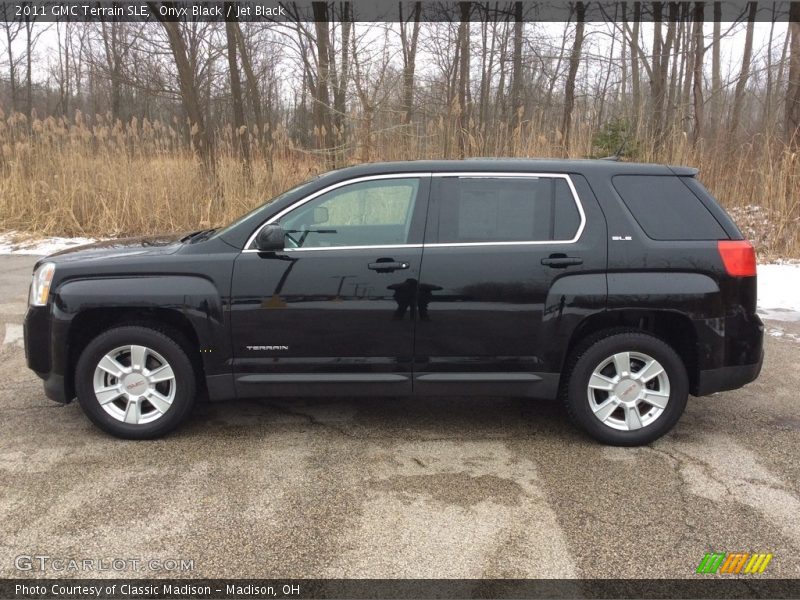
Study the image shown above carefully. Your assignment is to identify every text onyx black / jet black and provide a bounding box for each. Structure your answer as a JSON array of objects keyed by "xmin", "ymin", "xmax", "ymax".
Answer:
[{"xmin": 24, "ymin": 159, "xmax": 764, "ymax": 445}]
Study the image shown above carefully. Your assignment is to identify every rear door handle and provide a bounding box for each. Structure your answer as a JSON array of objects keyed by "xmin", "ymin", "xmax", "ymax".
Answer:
[
  {"xmin": 541, "ymin": 255, "xmax": 583, "ymax": 268},
  {"xmin": 368, "ymin": 260, "xmax": 410, "ymax": 272}
]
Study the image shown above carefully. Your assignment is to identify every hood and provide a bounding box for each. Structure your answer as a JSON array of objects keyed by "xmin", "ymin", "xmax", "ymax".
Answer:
[{"xmin": 43, "ymin": 233, "xmax": 185, "ymax": 264}]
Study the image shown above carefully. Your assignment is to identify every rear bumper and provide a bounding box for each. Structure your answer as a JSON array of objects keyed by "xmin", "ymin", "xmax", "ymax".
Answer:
[{"xmin": 694, "ymin": 350, "xmax": 764, "ymax": 396}]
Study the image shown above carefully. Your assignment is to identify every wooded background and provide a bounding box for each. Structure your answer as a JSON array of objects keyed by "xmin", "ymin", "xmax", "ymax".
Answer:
[{"xmin": 1, "ymin": 2, "xmax": 799, "ymax": 257}]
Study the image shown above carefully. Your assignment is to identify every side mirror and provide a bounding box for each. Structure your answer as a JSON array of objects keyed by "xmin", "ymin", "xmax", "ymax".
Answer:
[{"xmin": 255, "ymin": 224, "xmax": 285, "ymax": 252}]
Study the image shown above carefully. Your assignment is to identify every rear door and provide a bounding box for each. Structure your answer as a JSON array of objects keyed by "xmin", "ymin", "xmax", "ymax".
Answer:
[{"xmin": 413, "ymin": 172, "xmax": 607, "ymax": 397}]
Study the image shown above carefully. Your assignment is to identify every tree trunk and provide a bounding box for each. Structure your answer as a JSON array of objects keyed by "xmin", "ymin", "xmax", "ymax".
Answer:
[
  {"xmin": 787, "ymin": 2, "xmax": 800, "ymax": 147},
  {"xmin": 764, "ymin": 8, "xmax": 776, "ymax": 132},
  {"xmin": 692, "ymin": 3, "xmax": 705, "ymax": 145},
  {"xmin": 650, "ymin": 2, "xmax": 665, "ymax": 142},
  {"xmin": 730, "ymin": 1, "xmax": 758, "ymax": 137},
  {"xmin": 562, "ymin": 2, "xmax": 585, "ymax": 154},
  {"xmin": 479, "ymin": 12, "xmax": 497, "ymax": 143},
  {"xmin": 332, "ymin": 3, "xmax": 351, "ymax": 152},
  {"xmin": 150, "ymin": 4, "xmax": 214, "ymax": 168},
  {"xmin": 25, "ymin": 17, "xmax": 32, "ymax": 122},
  {"xmin": 4, "ymin": 22, "xmax": 17, "ymax": 112},
  {"xmin": 510, "ymin": 1, "xmax": 523, "ymax": 130},
  {"xmin": 667, "ymin": 14, "xmax": 681, "ymax": 123},
  {"xmin": 493, "ymin": 21, "xmax": 509, "ymax": 137},
  {"xmin": 710, "ymin": 2, "xmax": 722, "ymax": 135},
  {"xmin": 234, "ymin": 23, "xmax": 267, "ymax": 159},
  {"xmin": 225, "ymin": 5, "xmax": 250, "ymax": 174},
  {"xmin": 312, "ymin": 3, "xmax": 334, "ymax": 160},
  {"xmin": 629, "ymin": 2, "xmax": 641, "ymax": 126},
  {"xmin": 456, "ymin": 2, "xmax": 471, "ymax": 158},
  {"xmin": 399, "ymin": 1, "xmax": 421, "ymax": 125},
  {"xmin": 681, "ymin": 7, "xmax": 693, "ymax": 116},
  {"xmin": 661, "ymin": 3, "xmax": 679, "ymax": 129}
]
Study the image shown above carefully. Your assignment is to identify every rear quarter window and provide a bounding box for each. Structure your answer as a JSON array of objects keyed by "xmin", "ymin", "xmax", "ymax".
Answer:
[{"xmin": 612, "ymin": 175, "xmax": 727, "ymax": 240}]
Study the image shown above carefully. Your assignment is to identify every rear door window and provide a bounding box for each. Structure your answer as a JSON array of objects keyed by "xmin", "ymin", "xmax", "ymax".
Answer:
[
  {"xmin": 612, "ymin": 175, "xmax": 727, "ymax": 240},
  {"xmin": 435, "ymin": 176, "xmax": 582, "ymax": 243}
]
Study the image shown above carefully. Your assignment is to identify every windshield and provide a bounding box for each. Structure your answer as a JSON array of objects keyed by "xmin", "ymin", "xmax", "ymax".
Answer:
[{"xmin": 210, "ymin": 177, "xmax": 320, "ymax": 240}]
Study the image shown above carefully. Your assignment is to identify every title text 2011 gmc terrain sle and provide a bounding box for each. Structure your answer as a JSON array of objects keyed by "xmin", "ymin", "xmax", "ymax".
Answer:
[{"xmin": 24, "ymin": 160, "xmax": 764, "ymax": 445}]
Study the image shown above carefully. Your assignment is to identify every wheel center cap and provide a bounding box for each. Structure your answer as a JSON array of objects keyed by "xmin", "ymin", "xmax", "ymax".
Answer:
[
  {"xmin": 123, "ymin": 374, "xmax": 148, "ymax": 395},
  {"xmin": 614, "ymin": 379, "xmax": 641, "ymax": 402}
]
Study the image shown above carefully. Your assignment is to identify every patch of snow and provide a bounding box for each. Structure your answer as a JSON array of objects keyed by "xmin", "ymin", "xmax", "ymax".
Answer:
[
  {"xmin": 0, "ymin": 231, "xmax": 96, "ymax": 255},
  {"xmin": 2, "ymin": 323, "xmax": 24, "ymax": 346},
  {"xmin": 765, "ymin": 325, "xmax": 800, "ymax": 344},
  {"xmin": 757, "ymin": 263, "xmax": 800, "ymax": 322}
]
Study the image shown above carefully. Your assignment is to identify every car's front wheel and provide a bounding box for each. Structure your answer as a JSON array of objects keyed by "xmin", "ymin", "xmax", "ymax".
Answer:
[
  {"xmin": 75, "ymin": 325, "xmax": 197, "ymax": 439},
  {"xmin": 563, "ymin": 331, "xmax": 689, "ymax": 446}
]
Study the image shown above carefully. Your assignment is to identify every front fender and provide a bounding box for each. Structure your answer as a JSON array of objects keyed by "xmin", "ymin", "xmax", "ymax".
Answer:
[{"xmin": 51, "ymin": 275, "xmax": 230, "ymax": 381}]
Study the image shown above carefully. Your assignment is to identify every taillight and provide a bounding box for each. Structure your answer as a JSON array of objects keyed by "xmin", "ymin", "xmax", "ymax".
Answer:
[{"xmin": 718, "ymin": 240, "xmax": 757, "ymax": 277}]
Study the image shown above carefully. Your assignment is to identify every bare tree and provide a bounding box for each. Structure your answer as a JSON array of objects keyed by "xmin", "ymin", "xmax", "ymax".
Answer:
[
  {"xmin": 509, "ymin": 1, "xmax": 523, "ymax": 130},
  {"xmin": 455, "ymin": 2, "xmax": 472, "ymax": 157},
  {"xmin": 710, "ymin": 2, "xmax": 723, "ymax": 136},
  {"xmin": 313, "ymin": 3, "xmax": 334, "ymax": 157},
  {"xmin": 692, "ymin": 2, "xmax": 705, "ymax": 144},
  {"xmin": 351, "ymin": 24, "xmax": 392, "ymax": 162},
  {"xmin": 787, "ymin": 2, "xmax": 800, "ymax": 147},
  {"xmin": 562, "ymin": 2, "xmax": 585, "ymax": 153},
  {"xmin": 149, "ymin": 3, "xmax": 214, "ymax": 167},
  {"xmin": 225, "ymin": 4, "xmax": 250, "ymax": 173},
  {"xmin": 1, "ymin": 5, "xmax": 23, "ymax": 111},
  {"xmin": 234, "ymin": 24, "xmax": 267, "ymax": 159},
  {"xmin": 398, "ymin": 1, "xmax": 421, "ymax": 124},
  {"xmin": 730, "ymin": 1, "xmax": 758, "ymax": 137}
]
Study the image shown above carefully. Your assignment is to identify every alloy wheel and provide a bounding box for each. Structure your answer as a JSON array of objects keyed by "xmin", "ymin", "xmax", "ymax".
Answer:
[
  {"xmin": 92, "ymin": 344, "xmax": 177, "ymax": 425},
  {"xmin": 586, "ymin": 351, "xmax": 671, "ymax": 431}
]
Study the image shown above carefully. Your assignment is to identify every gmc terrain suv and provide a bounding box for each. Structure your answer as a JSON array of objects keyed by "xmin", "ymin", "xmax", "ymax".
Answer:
[{"xmin": 24, "ymin": 160, "xmax": 764, "ymax": 445}]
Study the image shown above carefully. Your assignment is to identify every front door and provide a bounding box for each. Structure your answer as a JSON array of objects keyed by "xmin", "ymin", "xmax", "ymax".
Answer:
[{"xmin": 230, "ymin": 175, "xmax": 430, "ymax": 398}]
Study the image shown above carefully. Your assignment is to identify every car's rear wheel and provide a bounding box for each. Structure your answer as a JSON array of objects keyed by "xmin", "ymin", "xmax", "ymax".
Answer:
[
  {"xmin": 563, "ymin": 331, "xmax": 688, "ymax": 446},
  {"xmin": 75, "ymin": 325, "xmax": 196, "ymax": 439}
]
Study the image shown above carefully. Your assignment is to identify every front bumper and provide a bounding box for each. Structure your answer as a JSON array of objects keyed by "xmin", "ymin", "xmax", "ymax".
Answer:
[
  {"xmin": 25, "ymin": 305, "xmax": 72, "ymax": 404},
  {"xmin": 694, "ymin": 349, "xmax": 764, "ymax": 396},
  {"xmin": 39, "ymin": 372, "xmax": 70, "ymax": 403}
]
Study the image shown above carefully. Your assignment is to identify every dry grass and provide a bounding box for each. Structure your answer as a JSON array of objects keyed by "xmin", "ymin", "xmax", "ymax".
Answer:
[{"xmin": 1, "ymin": 109, "xmax": 798, "ymax": 258}]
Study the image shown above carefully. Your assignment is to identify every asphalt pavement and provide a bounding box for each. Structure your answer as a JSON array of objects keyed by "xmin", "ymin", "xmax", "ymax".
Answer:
[{"xmin": 1, "ymin": 254, "xmax": 798, "ymax": 579}]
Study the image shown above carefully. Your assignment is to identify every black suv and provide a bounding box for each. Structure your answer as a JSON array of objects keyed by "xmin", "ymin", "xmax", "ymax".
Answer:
[{"xmin": 24, "ymin": 160, "xmax": 764, "ymax": 445}]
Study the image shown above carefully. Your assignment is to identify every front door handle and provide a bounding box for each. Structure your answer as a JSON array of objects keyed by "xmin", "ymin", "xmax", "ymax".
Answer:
[
  {"xmin": 541, "ymin": 254, "xmax": 583, "ymax": 268},
  {"xmin": 368, "ymin": 259, "xmax": 410, "ymax": 273}
]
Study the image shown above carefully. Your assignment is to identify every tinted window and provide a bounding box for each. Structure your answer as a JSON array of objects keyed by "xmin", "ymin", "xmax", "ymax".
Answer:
[
  {"xmin": 612, "ymin": 175, "xmax": 727, "ymax": 240},
  {"xmin": 278, "ymin": 178, "xmax": 420, "ymax": 248},
  {"xmin": 437, "ymin": 177, "xmax": 582, "ymax": 243}
]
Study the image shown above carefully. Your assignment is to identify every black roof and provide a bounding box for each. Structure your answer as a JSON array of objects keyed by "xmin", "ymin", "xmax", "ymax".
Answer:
[{"xmin": 317, "ymin": 159, "xmax": 699, "ymax": 180}]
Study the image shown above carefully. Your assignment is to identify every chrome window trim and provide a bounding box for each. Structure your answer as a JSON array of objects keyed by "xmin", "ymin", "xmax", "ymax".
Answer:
[{"xmin": 242, "ymin": 171, "xmax": 586, "ymax": 252}]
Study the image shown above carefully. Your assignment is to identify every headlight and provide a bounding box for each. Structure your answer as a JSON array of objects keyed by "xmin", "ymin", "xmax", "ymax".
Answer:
[{"xmin": 29, "ymin": 262, "xmax": 55, "ymax": 307}]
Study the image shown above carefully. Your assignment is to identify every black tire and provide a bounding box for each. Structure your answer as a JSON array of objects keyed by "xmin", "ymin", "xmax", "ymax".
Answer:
[
  {"xmin": 563, "ymin": 330, "xmax": 689, "ymax": 446},
  {"xmin": 75, "ymin": 325, "xmax": 197, "ymax": 439}
]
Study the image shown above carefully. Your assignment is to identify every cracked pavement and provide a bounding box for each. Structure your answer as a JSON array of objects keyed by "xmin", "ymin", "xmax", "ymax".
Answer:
[{"xmin": 1, "ymin": 255, "xmax": 798, "ymax": 579}]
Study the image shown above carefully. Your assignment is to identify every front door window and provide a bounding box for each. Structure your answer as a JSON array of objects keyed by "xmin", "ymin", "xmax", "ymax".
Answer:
[{"xmin": 278, "ymin": 178, "xmax": 421, "ymax": 249}]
